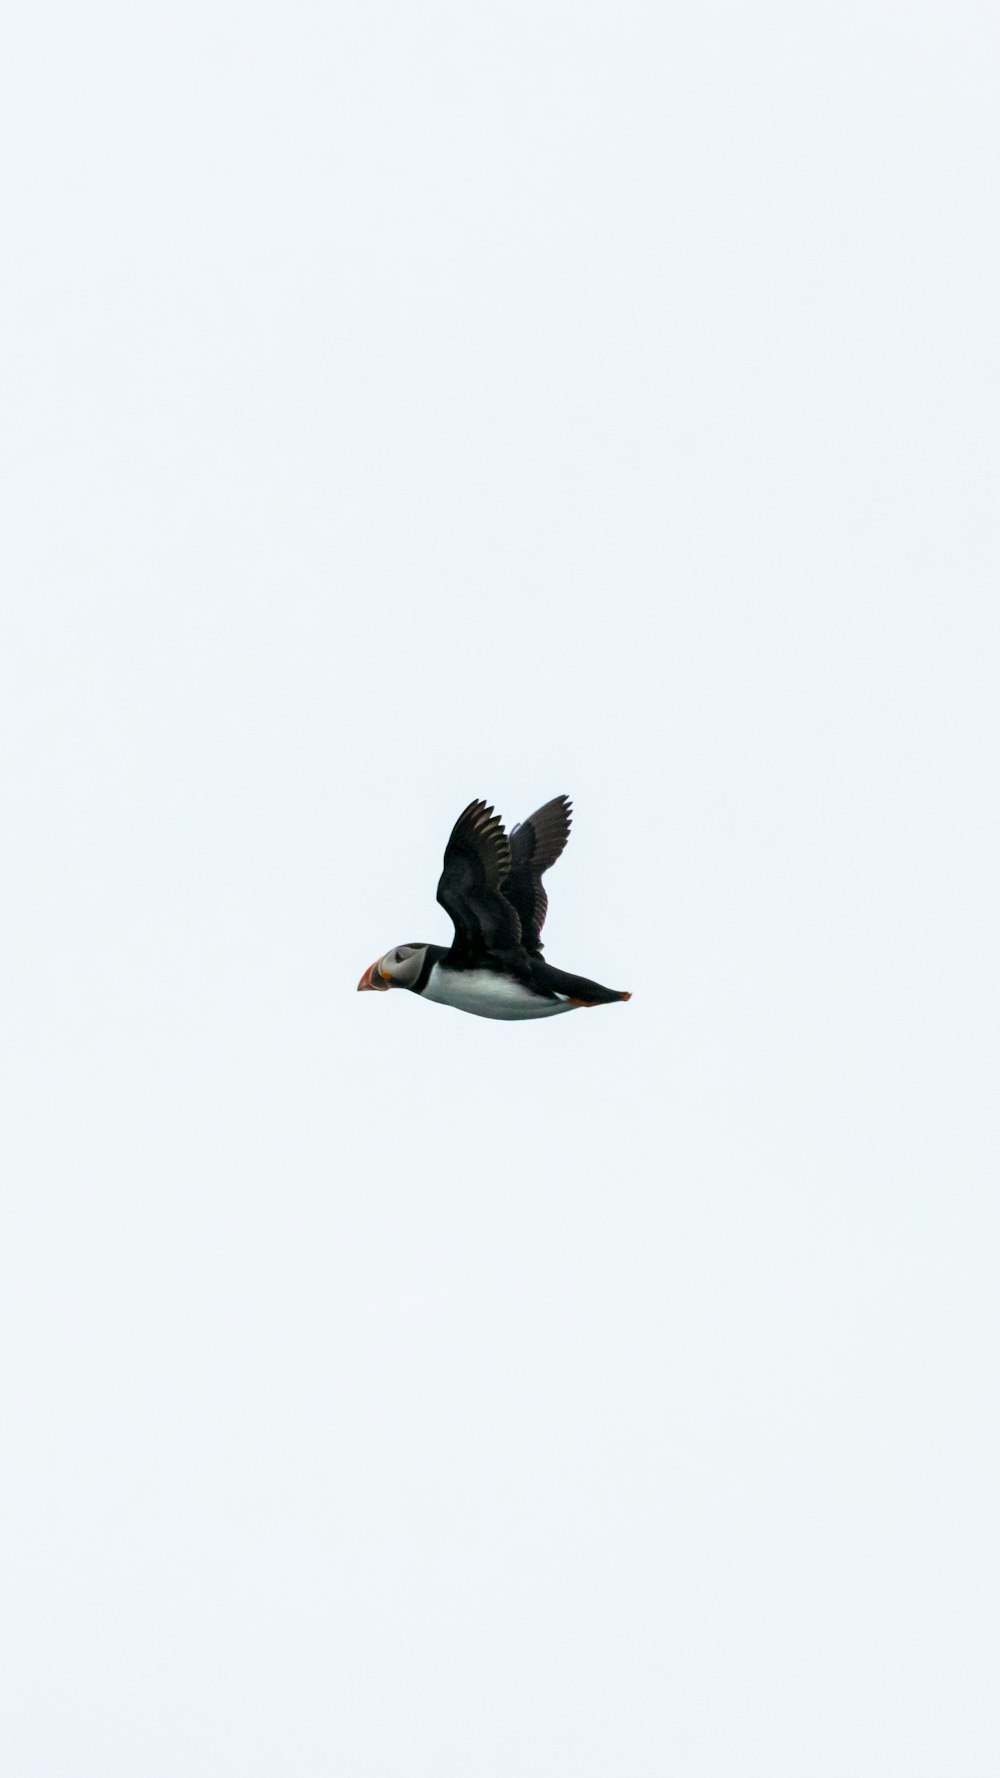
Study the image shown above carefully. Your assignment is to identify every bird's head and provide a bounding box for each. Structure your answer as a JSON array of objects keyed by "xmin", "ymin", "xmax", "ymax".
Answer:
[{"xmin": 357, "ymin": 943, "xmax": 429, "ymax": 992}]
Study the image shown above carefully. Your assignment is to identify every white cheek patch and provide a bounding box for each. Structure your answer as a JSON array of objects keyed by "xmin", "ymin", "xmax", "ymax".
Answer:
[{"xmin": 385, "ymin": 945, "xmax": 424, "ymax": 987}]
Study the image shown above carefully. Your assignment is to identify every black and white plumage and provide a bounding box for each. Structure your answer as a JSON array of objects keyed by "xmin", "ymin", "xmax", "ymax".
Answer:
[{"xmin": 358, "ymin": 795, "xmax": 631, "ymax": 1020}]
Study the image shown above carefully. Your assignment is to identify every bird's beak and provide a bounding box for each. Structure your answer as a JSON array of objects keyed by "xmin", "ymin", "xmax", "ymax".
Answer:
[{"xmin": 357, "ymin": 960, "xmax": 390, "ymax": 991}]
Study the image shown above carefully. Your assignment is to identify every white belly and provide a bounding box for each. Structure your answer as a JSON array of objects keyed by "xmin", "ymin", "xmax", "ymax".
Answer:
[{"xmin": 420, "ymin": 963, "xmax": 574, "ymax": 1021}]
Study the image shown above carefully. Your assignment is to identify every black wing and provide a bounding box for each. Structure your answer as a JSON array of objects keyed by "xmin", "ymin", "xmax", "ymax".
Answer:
[
  {"xmin": 504, "ymin": 795, "xmax": 572, "ymax": 954},
  {"xmin": 436, "ymin": 800, "xmax": 523, "ymax": 960}
]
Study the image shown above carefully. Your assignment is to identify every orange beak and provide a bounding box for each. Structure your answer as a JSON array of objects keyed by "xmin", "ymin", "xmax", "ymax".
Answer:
[{"xmin": 357, "ymin": 960, "xmax": 389, "ymax": 991}]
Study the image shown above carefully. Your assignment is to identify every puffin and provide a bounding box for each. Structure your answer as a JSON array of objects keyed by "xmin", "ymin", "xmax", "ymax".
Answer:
[{"xmin": 357, "ymin": 795, "xmax": 631, "ymax": 1020}]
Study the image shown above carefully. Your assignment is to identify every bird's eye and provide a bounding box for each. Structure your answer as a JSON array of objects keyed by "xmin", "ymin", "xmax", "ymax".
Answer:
[{"xmin": 394, "ymin": 949, "xmax": 403, "ymax": 962}]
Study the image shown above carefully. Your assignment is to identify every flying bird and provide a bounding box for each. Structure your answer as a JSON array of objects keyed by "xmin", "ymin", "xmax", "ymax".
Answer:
[{"xmin": 358, "ymin": 795, "xmax": 631, "ymax": 1020}]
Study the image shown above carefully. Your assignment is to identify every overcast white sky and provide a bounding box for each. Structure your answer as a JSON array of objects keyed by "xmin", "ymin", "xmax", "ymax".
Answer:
[{"xmin": 2, "ymin": 0, "xmax": 999, "ymax": 1772}]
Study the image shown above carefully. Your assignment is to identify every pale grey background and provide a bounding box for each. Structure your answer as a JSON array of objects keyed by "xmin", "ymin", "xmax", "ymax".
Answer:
[{"xmin": 2, "ymin": 0, "xmax": 998, "ymax": 1773}]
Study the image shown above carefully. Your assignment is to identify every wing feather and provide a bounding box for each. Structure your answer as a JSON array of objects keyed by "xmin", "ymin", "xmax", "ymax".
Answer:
[
  {"xmin": 436, "ymin": 800, "xmax": 523, "ymax": 959},
  {"xmin": 504, "ymin": 795, "xmax": 572, "ymax": 953}
]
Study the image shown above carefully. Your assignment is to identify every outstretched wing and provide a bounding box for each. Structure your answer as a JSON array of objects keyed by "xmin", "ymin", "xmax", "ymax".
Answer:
[
  {"xmin": 504, "ymin": 794, "xmax": 572, "ymax": 954},
  {"xmin": 436, "ymin": 800, "xmax": 523, "ymax": 960}
]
